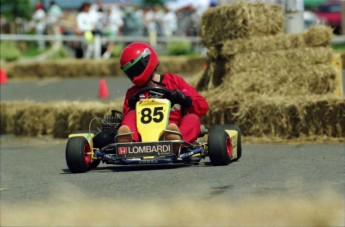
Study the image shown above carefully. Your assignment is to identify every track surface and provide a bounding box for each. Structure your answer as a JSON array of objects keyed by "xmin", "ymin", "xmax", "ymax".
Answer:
[
  {"xmin": 0, "ymin": 72, "xmax": 344, "ymax": 102},
  {"xmin": 1, "ymin": 136, "xmax": 344, "ymax": 205},
  {"xmin": 1, "ymin": 76, "xmax": 345, "ymax": 225}
]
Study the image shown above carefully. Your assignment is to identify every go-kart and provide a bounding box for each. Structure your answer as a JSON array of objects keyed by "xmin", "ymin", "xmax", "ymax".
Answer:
[{"xmin": 65, "ymin": 86, "xmax": 242, "ymax": 173}]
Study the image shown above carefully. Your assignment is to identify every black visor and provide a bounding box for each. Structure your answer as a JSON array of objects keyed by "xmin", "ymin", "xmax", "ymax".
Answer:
[{"xmin": 122, "ymin": 48, "xmax": 151, "ymax": 80}]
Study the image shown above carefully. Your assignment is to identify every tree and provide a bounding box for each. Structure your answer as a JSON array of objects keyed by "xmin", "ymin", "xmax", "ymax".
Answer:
[
  {"xmin": 141, "ymin": 0, "xmax": 163, "ymax": 7},
  {"xmin": 0, "ymin": 0, "xmax": 32, "ymax": 20}
]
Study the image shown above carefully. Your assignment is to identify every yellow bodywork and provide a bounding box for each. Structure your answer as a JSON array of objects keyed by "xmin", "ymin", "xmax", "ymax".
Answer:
[
  {"xmin": 225, "ymin": 130, "xmax": 238, "ymax": 159},
  {"xmin": 136, "ymin": 98, "xmax": 171, "ymax": 142},
  {"xmin": 68, "ymin": 133, "xmax": 95, "ymax": 156}
]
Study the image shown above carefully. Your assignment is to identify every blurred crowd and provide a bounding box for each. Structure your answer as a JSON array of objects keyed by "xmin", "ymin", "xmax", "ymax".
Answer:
[{"xmin": 28, "ymin": 0, "xmax": 218, "ymax": 58}]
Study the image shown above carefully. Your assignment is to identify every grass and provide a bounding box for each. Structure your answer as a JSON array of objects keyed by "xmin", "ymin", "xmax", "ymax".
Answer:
[
  {"xmin": 21, "ymin": 47, "xmax": 48, "ymax": 57},
  {"xmin": 332, "ymin": 43, "xmax": 345, "ymax": 53}
]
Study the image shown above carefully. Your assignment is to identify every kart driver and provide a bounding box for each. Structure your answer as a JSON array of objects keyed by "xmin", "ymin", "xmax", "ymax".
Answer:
[{"xmin": 117, "ymin": 42, "xmax": 209, "ymax": 143}]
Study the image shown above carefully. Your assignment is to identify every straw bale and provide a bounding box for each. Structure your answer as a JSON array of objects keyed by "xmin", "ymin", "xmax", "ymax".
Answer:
[
  {"xmin": 201, "ymin": 47, "xmax": 334, "ymax": 90},
  {"xmin": 203, "ymin": 94, "xmax": 345, "ymax": 138},
  {"xmin": 208, "ymin": 25, "xmax": 333, "ymax": 58},
  {"xmin": 2, "ymin": 57, "xmax": 206, "ymax": 79},
  {"xmin": 0, "ymin": 101, "xmax": 122, "ymax": 138},
  {"xmin": 226, "ymin": 47, "xmax": 333, "ymax": 74},
  {"xmin": 1, "ymin": 97, "xmax": 343, "ymax": 140},
  {"xmin": 158, "ymin": 56, "xmax": 206, "ymax": 75},
  {"xmin": 203, "ymin": 64, "xmax": 337, "ymax": 97},
  {"xmin": 0, "ymin": 102, "xmax": 55, "ymax": 136},
  {"xmin": 303, "ymin": 24, "xmax": 333, "ymax": 47},
  {"xmin": 200, "ymin": 1, "xmax": 284, "ymax": 46}
]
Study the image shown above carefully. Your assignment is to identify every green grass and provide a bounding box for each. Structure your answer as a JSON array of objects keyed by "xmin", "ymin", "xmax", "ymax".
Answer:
[
  {"xmin": 21, "ymin": 47, "xmax": 48, "ymax": 57},
  {"xmin": 332, "ymin": 44, "xmax": 345, "ymax": 53}
]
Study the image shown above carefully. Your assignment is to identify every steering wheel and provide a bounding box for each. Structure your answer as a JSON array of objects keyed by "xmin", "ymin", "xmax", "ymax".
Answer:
[{"xmin": 128, "ymin": 86, "xmax": 177, "ymax": 109}]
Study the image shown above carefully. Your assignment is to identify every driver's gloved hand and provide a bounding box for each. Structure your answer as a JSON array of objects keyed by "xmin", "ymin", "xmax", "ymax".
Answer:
[
  {"xmin": 128, "ymin": 95, "xmax": 137, "ymax": 110},
  {"xmin": 171, "ymin": 90, "xmax": 192, "ymax": 108}
]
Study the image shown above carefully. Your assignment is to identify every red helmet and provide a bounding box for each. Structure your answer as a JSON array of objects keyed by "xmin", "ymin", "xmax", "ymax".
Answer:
[{"xmin": 120, "ymin": 42, "xmax": 159, "ymax": 86}]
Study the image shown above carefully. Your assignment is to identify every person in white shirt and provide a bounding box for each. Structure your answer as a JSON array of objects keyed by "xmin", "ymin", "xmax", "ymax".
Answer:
[
  {"xmin": 76, "ymin": 2, "xmax": 95, "ymax": 58},
  {"xmin": 47, "ymin": 1, "xmax": 63, "ymax": 34},
  {"xmin": 102, "ymin": 5, "xmax": 124, "ymax": 59},
  {"xmin": 32, "ymin": 2, "xmax": 46, "ymax": 50},
  {"xmin": 161, "ymin": 5, "xmax": 177, "ymax": 37}
]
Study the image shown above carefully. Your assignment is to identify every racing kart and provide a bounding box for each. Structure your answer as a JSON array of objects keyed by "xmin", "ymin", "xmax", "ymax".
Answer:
[{"xmin": 65, "ymin": 86, "xmax": 242, "ymax": 173}]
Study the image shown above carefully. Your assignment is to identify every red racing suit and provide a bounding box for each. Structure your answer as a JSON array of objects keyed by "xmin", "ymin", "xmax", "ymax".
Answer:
[{"xmin": 121, "ymin": 73, "xmax": 209, "ymax": 142}]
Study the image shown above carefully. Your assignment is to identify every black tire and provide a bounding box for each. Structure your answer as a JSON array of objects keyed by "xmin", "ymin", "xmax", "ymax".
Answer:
[
  {"xmin": 208, "ymin": 127, "xmax": 232, "ymax": 165},
  {"xmin": 66, "ymin": 136, "xmax": 97, "ymax": 173},
  {"xmin": 212, "ymin": 124, "xmax": 242, "ymax": 161}
]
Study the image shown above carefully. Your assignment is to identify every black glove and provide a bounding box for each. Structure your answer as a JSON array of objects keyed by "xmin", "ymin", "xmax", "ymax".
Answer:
[
  {"xmin": 171, "ymin": 90, "xmax": 192, "ymax": 108},
  {"xmin": 128, "ymin": 95, "xmax": 137, "ymax": 110}
]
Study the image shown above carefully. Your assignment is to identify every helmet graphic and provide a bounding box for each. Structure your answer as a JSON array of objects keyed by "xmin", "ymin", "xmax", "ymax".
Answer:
[{"xmin": 120, "ymin": 42, "xmax": 159, "ymax": 86}]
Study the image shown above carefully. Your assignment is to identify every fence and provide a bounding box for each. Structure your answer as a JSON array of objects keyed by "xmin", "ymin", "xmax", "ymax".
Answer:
[
  {"xmin": 0, "ymin": 34, "xmax": 203, "ymax": 59},
  {"xmin": 0, "ymin": 33, "xmax": 344, "ymax": 59}
]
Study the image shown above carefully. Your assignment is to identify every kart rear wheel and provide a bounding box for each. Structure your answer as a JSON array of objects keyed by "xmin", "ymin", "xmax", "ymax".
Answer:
[
  {"xmin": 66, "ymin": 136, "xmax": 98, "ymax": 173},
  {"xmin": 208, "ymin": 127, "xmax": 233, "ymax": 165},
  {"xmin": 212, "ymin": 124, "xmax": 242, "ymax": 160}
]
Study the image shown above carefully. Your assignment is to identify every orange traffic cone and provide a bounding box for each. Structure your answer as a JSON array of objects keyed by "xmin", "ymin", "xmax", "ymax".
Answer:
[
  {"xmin": 98, "ymin": 79, "xmax": 109, "ymax": 99},
  {"xmin": 0, "ymin": 68, "xmax": 8, "ymax": 85}
]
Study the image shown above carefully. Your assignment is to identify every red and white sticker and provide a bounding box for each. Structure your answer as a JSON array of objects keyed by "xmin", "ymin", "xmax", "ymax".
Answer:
[{"xmin": 118, "ymin": 147, "xmax": 128, "ymax": 155}]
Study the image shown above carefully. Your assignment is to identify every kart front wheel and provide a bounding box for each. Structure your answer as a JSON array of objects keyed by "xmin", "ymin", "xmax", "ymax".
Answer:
[
  {"xmin": 208, "ymin": 127, "xmax": 233, "ymax": 166},
  {"xmin": 66, "ymin": 137, "xmax": 99, "ymax": 173}
]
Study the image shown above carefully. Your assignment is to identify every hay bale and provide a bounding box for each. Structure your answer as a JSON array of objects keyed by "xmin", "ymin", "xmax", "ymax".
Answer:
[
  {"xmin": 2, "ymin": 60, "xmax": 118, "ymax": 79},
  {"xmin": 201, "ymin": 47, "xmax": 334, "ymax": 90},
  {"xmin": 204, "ymin": 64, "xmax": 337, "ymax": 96},
  {"xmin": 0, "ymin": 102, "xmax": 55, "ymax": 136},
  {"xmin": 227, "ymin": 47, "xmax": 333, "ymax": 74},
  {"xmin": 158, "ymin": 56, "xmax": 206, "ymax": 75},
  {"xmin": 200, "ymin": 1, "xmax": 284, "ymax": 46},
  {"xmin": 2, "ymin": 57, "xmax": 206, "ymax": 79},
  {"xmin": 203, "ymin": 94, "xmax": 345, "ymax": 138},
  {"xmin": 0, "ymin": 101, "xmax": 122, "ymax": 138},
  {"xmin": 206, "ymin": 25, "xmax": 333, "ymax": 58},
  {"xmin": 304, "ymin": 24, "xmax": 333, "ymax": 47}
]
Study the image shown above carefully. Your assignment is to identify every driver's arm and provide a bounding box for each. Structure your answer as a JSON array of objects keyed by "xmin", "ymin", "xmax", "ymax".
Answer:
[
  {"xmin": 122, "ymin": 87, "xmax": 137, "ymax": 115},
  {"xmin": 174, "ymin": 76, "xmax": 209, "ymax": 117}
]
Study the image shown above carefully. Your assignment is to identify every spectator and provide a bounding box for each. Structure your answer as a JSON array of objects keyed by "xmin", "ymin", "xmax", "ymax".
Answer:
[
  {"xmin": 75, "ymin": 2, "xmax": 95, "ymax": 58},
  {"xmin": 47, "ymin": 1, "xmax": 63, "ymax": 34},
  {"xmin": 172, "ymin": 0, "xmax": 196, "ymax": 36},
  {"xmin": 122, "ymin": 6, "xmax": 144, "ymax": 43},
  {"xmin": 190, "ymin": 0, "xmax": 213, "ymax": 35},
  {"xmin": 144, "ymin": 5, "xmax": 157, "ymax": 44},
  {"xmin": 161, "ymin": 5, "xmax": 177, "ymax": 37},
  {"xmin": 32, "ymin": 2, "xmax": 46, "ymax": 50},
  {"xmin": 89, "ymin": 0, "xmax": 104, "ymax": 35},
  {"xmin": 102, "ymin": 5, "xmax": 124, "ymax": 59}
]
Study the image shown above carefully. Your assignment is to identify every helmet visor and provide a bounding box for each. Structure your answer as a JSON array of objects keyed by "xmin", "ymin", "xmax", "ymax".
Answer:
[{"xmin": 121, "ymin": 48, "xmax": 151, "ymax": 80}]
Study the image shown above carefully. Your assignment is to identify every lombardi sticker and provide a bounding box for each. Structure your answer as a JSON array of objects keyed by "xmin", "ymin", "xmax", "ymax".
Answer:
[{"xmin": 117, "ymin": 142, "xmax": 172, "ymax": 157}]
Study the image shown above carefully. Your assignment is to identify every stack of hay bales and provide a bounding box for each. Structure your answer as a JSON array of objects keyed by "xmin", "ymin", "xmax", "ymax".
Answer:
[
  {"xmin": 198, "ymin": 1, "xmax": 344, "ymax": 139},
  {"xmin": 0, "ymin": 101, "xmax": 121, "ymax": 138}
]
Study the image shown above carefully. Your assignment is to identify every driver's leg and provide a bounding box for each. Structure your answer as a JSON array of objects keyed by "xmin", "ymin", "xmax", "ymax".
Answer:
[
  {"xmin": 117, "ymin": 125, "xmax": 133, "ymax": 143},
  {"xmin": 165, "ymin": 123, "xmax": 182, "ymax": 140},
  {"xmin": 117, "ymin": 110, "xmax": 139, "ymax": 142},
  {"xmin": 179, "ymin": 113, "xmax": 200, "ymax": 142}
]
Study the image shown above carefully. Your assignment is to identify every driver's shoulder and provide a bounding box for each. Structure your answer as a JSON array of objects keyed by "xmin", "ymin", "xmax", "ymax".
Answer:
[
  {"xmin": 162, "ymin": 73, "xmax": 184, "ymax": 84},
  {"xmin": 126, "ymin": 85, "xmax": 140, "ymax": 96}
]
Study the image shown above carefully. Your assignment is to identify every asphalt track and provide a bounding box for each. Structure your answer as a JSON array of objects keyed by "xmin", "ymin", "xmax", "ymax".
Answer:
[
  {"xmin": 0, "ymin": 74, "xmax": 344, "ymax": 226},
  {"xmin": 1, "ymin": 136, "xmax": 344, "ymax": 202},
  {"xmin": 0, "ymin": 136, "xmax": 344, "ymax": 226}
]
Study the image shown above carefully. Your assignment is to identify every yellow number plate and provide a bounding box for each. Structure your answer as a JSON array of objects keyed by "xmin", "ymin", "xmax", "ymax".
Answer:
[{"xmin": 136, "ymin": 99, "xmax": 171, "ymax": 142}]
